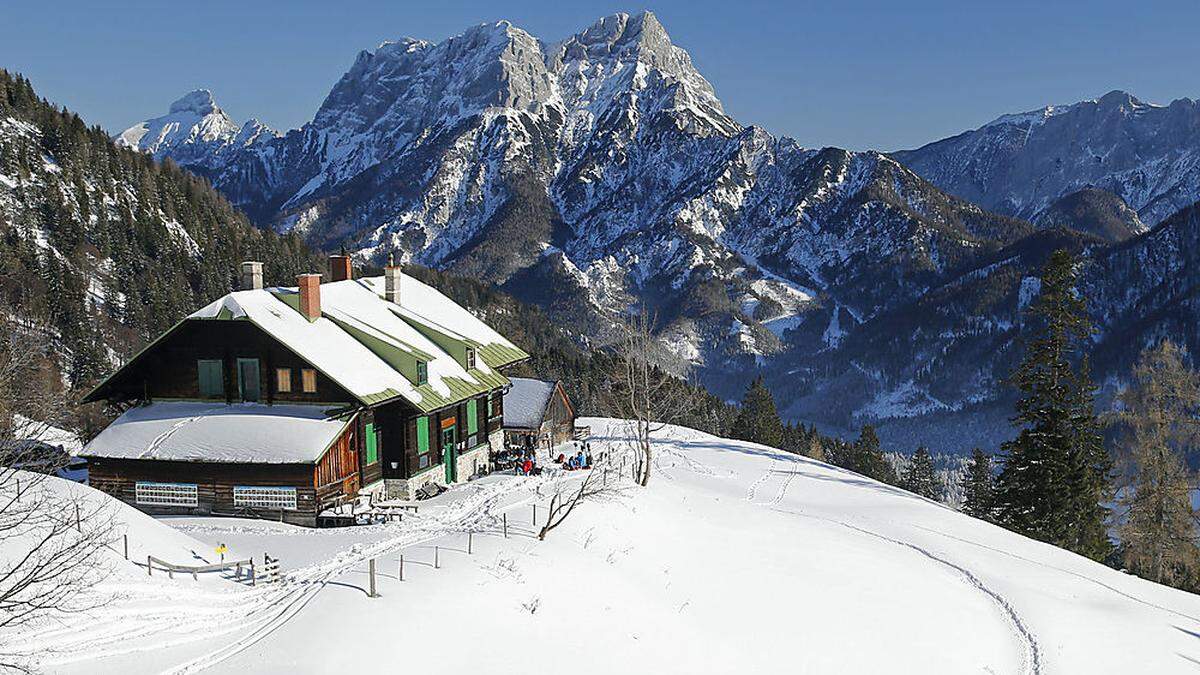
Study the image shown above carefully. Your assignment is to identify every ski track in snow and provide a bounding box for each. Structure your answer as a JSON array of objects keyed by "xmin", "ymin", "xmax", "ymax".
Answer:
[{"xmin": 739, "ymin": 452, "xmax": 1041, "ymax": 675}]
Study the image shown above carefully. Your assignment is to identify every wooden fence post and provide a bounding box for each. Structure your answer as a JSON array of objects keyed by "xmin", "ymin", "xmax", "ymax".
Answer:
[
  {"xmin": 75, "ymin": 504, "xmax": 80, "ymax": 531},
  {"xmin": 532, "ymin": 503, "xmax": 537, "ymax": 526},
  {"xmin": 368, "ymin": 558, "xmax": 378, "ymax": 598},
  {"xmin": 468, "ymin": 532, "xmax": 473, "ymax": 555},
  {"xmin": 147, "ymin": 555, "xmax": 151, "ymax": 576},
  {"xmin": 503, "ymin": 513, "xmax": 508, "ymax": 538},
  {"xmin": 435, "ymin": 546, "xmax": 440, "ymax": 569},
  {"xmin": 123, "ymin": 534, "xmax": 128, "ymax": 561},
  {"xmin": 399, "ymin": 555, "xmax": 404, "ymax": 582}
]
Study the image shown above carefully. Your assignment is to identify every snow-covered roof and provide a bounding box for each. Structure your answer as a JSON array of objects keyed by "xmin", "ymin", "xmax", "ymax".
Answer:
[
  {"xmin": 179, "ymin": 272, "xmax": 526, "ymax": 411},
  {"xmin": 80, "ymin": 402, "xmax": 351, "ymax": 464},
  {"xmin": 503, "ymin": 378, "xmax": 558, "ymax": 430}
]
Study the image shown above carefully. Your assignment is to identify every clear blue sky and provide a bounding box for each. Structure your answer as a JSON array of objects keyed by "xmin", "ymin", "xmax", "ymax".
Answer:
[{"xmin": 2, "ymin": 0, "xmax": 1196, "ymax": 151}]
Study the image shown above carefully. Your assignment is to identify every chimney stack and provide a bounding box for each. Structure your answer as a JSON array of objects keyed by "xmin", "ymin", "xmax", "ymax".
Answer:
[
  {"xmin": 329, "ymin": 254, "xmax": 352, "ymax": 282},
  {"xmin": 297, "ymin": 274, "xmax": 322, "ymax": 320},
  {"xmin": 384, "ymin": 253, "xmax": 402, "ymax": 305},
  {"xmin": 240, "ymin": 261, "xmax": 263, "ymax": 291}
]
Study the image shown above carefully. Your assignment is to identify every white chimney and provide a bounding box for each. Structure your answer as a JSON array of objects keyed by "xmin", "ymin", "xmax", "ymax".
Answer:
[
  {"xmin": 384, "ymin": 253, "xmax": 402, "ymax": 305},
  {"xmin": 240, "ymin": 261, "xmax": 263, "ymax": 291}
]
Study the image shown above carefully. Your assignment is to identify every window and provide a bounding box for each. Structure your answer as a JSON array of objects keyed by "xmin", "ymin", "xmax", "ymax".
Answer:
[
  {"xmin": 136, "ymin": 482, "xmax": 197, "ymax": 507},
  {"xmin": 197, "ymin": 360, "xmax": 223, "ymax": 398},
  {"xmin": 301, "ymin": 368, "xmax": 317, "ymax": 393},
  {"xmin": 465, "ymin": 348, "xmax": 476, "ymax": 370},
  {"xmin": 276, "ymin": 368, "xmax": 292, "ymax": 393},
  {"xmin": 416, "ymin": 361, "xmax": 428, "ymax": 386},
  {"xmin": 233, "ymin": 486, "xmax": 297, "ymax": 510},
  {"xmin": 237, "ymin": 358, "xmax": 260, "ymax": 402}
]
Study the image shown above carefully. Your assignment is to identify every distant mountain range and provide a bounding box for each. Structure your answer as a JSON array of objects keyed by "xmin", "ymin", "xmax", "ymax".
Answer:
[{"xmin": 108, "ymin": 12, "xmax": 1200, "ymax": 451}]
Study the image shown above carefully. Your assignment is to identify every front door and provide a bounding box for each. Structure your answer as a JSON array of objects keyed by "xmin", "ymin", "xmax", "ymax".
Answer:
[{"xmin": 442, "ymin": 425, "xmax": 456, "ymax": 483}]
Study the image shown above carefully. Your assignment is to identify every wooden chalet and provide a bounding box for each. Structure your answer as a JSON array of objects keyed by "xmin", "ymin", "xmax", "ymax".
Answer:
[
  {"xmin": 502, "ymin": 378, "xmax": 576, "ymax": 451},
  {"xmin": 82, "ymin": 256, "xmax": 528, "ymax": 526}
]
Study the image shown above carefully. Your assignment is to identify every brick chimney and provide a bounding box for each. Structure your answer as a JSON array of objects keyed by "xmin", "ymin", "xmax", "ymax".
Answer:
[
  {"xmin": 329, "ymin": 254, "xmax": 352, "ymax": 282},
  {"xmin": 240, "ymin": 261, "xmax": 263, "ymax": 291},
  {"xmin": 297, "ymin": 274, "xmax": 322, "ymax": 320},
  {"xmin": 384, "ymin": 253, "xmax": 402, "ymax": 305}
]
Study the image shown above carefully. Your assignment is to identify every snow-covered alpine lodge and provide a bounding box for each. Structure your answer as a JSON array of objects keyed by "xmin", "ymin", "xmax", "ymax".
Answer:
[{"xmin": 81, "ymin": 256, "xmax": 528, "ymax": 526}]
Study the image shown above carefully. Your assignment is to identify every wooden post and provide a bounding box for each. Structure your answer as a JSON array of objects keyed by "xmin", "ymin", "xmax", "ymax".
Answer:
[
  {"xmin": 435, "ymin": 546, "xmax": 440, "ymax": 569},
  {"xmin": 503, "ymin": 513, "xmax": 508, "ymax": 538},
  {"xmin": 468, "ymin": 531, "xmax": 473, "ymax": 555},
  {"xmin": 75, "ymin": 504, "xmax": 81, "ymax": 531},
  {"xmin": 147, "ymin": 555, "xmax": 152, "ymax": 576},
  {"xmin": 368, "ymin": 558, "xmax": 378, "ymax": 598},
  {"xmin": 250, "ymin": 560, "xmax": 256, "ymax": 586},
  {"xmin": 399, "ymin": 555, "xmax": 404, "ymax": 582},
  {"xmin": 532, "ymin": 503, "xmax": 537, "ymax": 526},
  {"xmin": 123, "ymin": 534, "xmax": 129, "ymax": 560}
]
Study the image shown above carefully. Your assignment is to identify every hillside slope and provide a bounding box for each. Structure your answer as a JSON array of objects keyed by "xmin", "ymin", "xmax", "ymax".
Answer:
[
  {"xmin": 0, "ymin": 70, "xmax": 315, "ymax": 388},
  {"xmin": 32, "ymin": 420, "xmax": 1200, "ymax": 674}
]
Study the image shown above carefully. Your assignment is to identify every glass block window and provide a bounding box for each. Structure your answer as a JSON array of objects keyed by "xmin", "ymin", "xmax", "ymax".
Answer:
[
  {"xmin": 276, "ymin": 368, "xmax": 292, "ymax": 393},
  {"xmin": 136, "ymin": 482, "xmax": 198, "ymax": 507},
  {"xmin": 233, "ymin": 486, "xmax": 297, "ymax": 510},
  {"xmin": 301, "ymin": 368, "xmax": 317, "ymax": 393}
]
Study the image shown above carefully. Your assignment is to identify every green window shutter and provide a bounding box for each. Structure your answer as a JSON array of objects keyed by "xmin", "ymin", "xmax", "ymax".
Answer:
[
  {"xmin": 416, "ymin": 361, "xmax": 428, "ymax": 385},
  {"xmin": 365, "ymin": 422, "xmax": 378, "ymax": 464},
  {"xmin": 416, "ymin": 416, "xmax": 429, "ymax": 453},
  {"xmin": 467, "ymin": 399, "xmax": 478, "ymax": 435},
  {"xmin": 198, "ymin": 360, "xmax": 223, "ymax": 397}
]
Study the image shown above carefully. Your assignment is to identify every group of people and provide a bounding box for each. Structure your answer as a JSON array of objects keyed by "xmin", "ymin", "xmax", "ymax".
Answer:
[{"xmin": 556, "ymin": 442, "xmax": 592, "ymax": 471}]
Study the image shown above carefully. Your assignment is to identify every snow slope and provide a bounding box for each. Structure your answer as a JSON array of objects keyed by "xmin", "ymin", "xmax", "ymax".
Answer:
[{"xmin": 16, "ymin": 420, "xmax": 1200, "ymax": 673}]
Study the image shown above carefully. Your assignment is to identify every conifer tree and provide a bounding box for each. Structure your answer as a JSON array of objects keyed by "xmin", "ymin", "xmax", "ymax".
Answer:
[
  {"xmin": 1115, "ymin": 340, "xmax": 1200, "ymax": 588},
  {"xmin": 733, "ymin": 376, "xmax": 785, "ymax": 448},
  {"xmin": 848, "ymin": 424, "xmax": 897, "ymax": 484},
  {"xmin": 902, "ymin": 446, "xmax": 943, "ymax": 500},
  {"xmin": 994, "ymin": 249, "xmax": 1111, "ymax": 560},
  {"xmin": 961, "ymin": 448, "xmax": 995, "ymax": 520}
]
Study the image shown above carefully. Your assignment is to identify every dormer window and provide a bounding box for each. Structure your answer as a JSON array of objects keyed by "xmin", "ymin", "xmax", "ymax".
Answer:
[
  {"xmin": 416, "ymin": 361, "xmax": 428, "ymax": 386},
  {"xmin": 465, "ymin": 348, "xmax": 476, "ymax": 370}
]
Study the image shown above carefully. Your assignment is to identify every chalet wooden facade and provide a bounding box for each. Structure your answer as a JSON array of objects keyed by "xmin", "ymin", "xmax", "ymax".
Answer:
[
  {"xmin": 502, "ymin": 378, "xmax": 576, "ymax": 451},
  {"xmin": 82, "ymin": 257, "xmax": 527, "ymax": 526}
]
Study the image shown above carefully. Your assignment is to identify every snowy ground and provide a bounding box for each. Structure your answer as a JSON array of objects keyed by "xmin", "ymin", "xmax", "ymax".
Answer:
[{"xmin": 9, "ymin": 418, "xmax": 1200, "ymax": 673}]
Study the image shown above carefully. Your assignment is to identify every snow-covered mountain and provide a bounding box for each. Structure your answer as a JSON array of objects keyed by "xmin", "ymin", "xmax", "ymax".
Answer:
[
  {"xmin": 118, "ymin": 13, "xmax": 1029, "ymax": 375},
  {"xmin": 118, "ymin": 14, "xmax": 1200, "ymax": 450},
  {"xmin": 893, "ymin": 90, "xmax": 1200, "ymax": 227},
  {"xmin": 115, "ymin": 89, "xmax": 276, "ymax": 177}
]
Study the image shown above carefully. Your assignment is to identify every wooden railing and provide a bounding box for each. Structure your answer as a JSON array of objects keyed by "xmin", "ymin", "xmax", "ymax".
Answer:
[{"xmin": 147, "ymin": 555, "xmax": 256, "ymax": 583}]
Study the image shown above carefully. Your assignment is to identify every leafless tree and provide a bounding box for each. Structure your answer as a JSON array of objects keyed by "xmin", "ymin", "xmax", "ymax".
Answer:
[
  {"xmin": 0, "ymin": 312, "xmax": 116, "ymax": 671},
  {"xmin": 602, "ymin": 309, "xmax": 701, "ymax": 487},
  {"xmin": 1112, "ymin": 340, "xmax": 1200, "ymax": 588},
  {"xmin": 537, "ymin": 466, "xmax": 623, "ymax": 541}
]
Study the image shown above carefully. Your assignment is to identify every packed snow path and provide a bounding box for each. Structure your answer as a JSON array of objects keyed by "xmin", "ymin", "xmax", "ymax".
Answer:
[{"xmin": 16, "ymin": 418, "xmax": 1200, "ymax": 673}]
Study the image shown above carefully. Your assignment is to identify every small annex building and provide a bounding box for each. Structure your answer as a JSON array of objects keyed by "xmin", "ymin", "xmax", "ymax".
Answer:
[
  {"xmin": 81, "ymin": 256, "xmax": 527, "ymax": 526},
  {"xmin": 502, "ymin": 378, "xmax": 576, "ymax": 452}
]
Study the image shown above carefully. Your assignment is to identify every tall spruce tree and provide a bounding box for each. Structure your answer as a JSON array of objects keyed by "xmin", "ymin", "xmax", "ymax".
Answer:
[
  {"xmin": 1115, "ymin": 340, "xmax": 1200, "ymax": 589},
  {"xmin": 733, "ymin": 376, "xmax": 785, "ymax": 448},
  {"xmin": 961, "ymin": 448, "xmax": 995, "ymax": 521},
  {"xmin": 902, "ymin": 447, "xmax": 943, "ymax": 500},
  {"xmin": 994, "ymin": 249, "xmax": 1111, "ymax": 561},
  {"xmin": 848, "ymin": 424, "xmax": 897, "ymax": 484}
]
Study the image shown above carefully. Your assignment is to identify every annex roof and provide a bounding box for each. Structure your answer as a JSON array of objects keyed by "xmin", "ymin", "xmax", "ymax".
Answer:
[
  {"xmin": 503, "ymin": 377, "xmax": 559, "ymax": 430},
  {"xmin": 80, "ymin": 402, "xmax": 351, "ymax": 464}
]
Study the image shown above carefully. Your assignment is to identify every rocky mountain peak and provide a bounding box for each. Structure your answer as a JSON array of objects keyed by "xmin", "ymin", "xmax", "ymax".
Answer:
[{"xmin": 168, "ymin": 89, "xmax": 221, "ymax": 115}]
